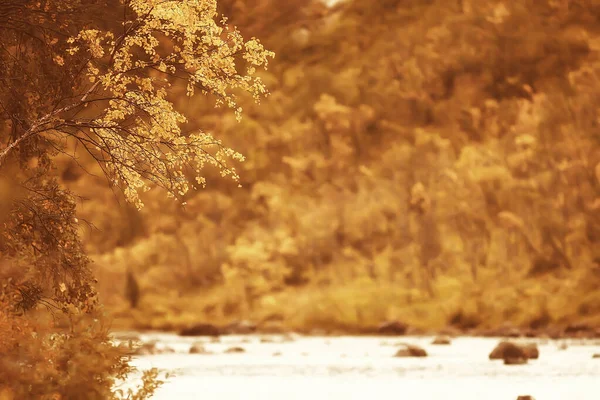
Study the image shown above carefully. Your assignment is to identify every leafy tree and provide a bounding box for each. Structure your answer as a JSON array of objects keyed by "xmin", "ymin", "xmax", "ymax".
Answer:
[{"xmin": 0, "ymin": 0, "xmax": 272, "ymax": 397}]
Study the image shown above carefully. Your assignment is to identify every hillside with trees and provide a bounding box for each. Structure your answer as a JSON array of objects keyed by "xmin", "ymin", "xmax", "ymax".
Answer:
[{"xmin": 65, "ymin": 0, "xmax": 600, "ymax": 335}]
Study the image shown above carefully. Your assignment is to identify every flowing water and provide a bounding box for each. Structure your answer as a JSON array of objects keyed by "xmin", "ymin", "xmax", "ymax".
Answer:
[{"xmin": 122, "ymin": 333, "xmax": 600, "ymax": 400}]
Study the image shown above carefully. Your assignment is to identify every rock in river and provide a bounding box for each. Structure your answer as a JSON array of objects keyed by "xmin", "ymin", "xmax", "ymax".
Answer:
[
  {"xmin": 489, "ymin": 341, "xmax": 539, "ymax": 361},
  {"xmin": 179, "ymin": 323, "xmax": 222, "ymax": 337},
  {"xmin": 431, "ymin": 336, "xmax": 451, "ymax": 345},
  {"xmin": 394, "ymin": 344, "xmax": 427, "ymax": 357},
  {"xmin": 225, "ymin": 346, "xmax": 246, "ymax": 354}
]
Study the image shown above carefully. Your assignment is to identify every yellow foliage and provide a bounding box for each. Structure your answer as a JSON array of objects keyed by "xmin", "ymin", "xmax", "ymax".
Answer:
[
  {"xmin": 6, "ymin": 0, "xmax": 597, "ymax": 340},
  {"xmin": 20, "ymin": 0, "xmax": 276, "ymax": 209}
]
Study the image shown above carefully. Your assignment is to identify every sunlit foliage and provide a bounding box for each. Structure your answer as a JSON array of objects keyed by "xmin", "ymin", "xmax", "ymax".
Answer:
[{"xmin": 0, "ymin": 0, "xmax": 273, "ymax": 396}]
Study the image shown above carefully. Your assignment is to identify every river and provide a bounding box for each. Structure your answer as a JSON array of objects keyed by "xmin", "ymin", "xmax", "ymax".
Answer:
[{"xmin": 122, "ymin": 333, "xmax": 600, "ymax": 400}]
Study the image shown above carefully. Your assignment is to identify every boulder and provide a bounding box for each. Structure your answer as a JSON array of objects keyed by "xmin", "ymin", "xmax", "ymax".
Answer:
[
  {"xmin": 179, "ymin": 323, "xmax": 222, "ymax": 337},
  {"xmin": 189, "ymin": 343, "xmax": 209, "ymax": 354},
  {"xmin": 224, "ymin": 346, "xmax": 245, "ymax": 354},
  {"xmin": 489, "ymin": 341, "xmax": 526, "ymax": 360},
  {"xmin": 489, "ymin": 341, "xmax": 538, "ymax": 360},
  {"xmin": 378, "ymin": 321, "xmax": 409, "ymax": 335},
  {"xmin": 394, "ymin": 344, "xmax": 427, "ymax": 357},
  {"xmin": 431, "ymin": 336, "xmax": 451, "ymax": 345}
]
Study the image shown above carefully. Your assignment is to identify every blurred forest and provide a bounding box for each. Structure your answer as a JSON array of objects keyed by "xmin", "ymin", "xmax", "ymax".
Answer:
[
  {"xmin": 56, "ymin": 0, "xmax": 598, "ymax": 334},
  {"xmin": 3, "ymin": 0, "xmax": 598, "ymax": 338}
]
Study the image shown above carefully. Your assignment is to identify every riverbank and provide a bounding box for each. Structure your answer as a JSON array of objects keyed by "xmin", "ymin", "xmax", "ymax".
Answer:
[
  {"xmin": 103, "ymin": 276, "xmax": 600, "ymax": 340},
  {"xmin": 112, "ymin": 321, "xmax": 600, "ymax": 341}
]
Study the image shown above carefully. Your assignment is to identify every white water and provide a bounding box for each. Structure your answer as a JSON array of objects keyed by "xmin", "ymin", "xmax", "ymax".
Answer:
[{"xmin": 124, "ymin": 334, "xmax": 600, "ymax": 400}]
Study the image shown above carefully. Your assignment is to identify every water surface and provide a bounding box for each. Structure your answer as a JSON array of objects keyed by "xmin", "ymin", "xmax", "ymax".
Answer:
[{"xmin": 125, "ymin": 334, "xmax": 600, "ymax": 400}]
